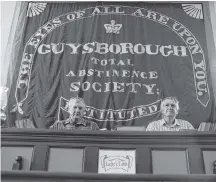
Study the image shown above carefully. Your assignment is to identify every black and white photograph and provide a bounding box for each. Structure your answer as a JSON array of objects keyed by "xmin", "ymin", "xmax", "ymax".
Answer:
[{"xmin": 1, "ymin": 0, "xmax": 216, "ymax": 181}]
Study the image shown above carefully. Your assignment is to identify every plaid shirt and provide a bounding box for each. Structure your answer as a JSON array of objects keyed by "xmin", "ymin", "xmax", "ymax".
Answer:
[
  {"xmin": 146, "ymin": 119, "xmax": 194, "ymax": 131},
  {"xmin": 15, "ymin": 119, "xmax": 35, "ymax": 128},
  {"xmin": 50, "ymin": 117, "xmax": 99, "ymax": 130}
]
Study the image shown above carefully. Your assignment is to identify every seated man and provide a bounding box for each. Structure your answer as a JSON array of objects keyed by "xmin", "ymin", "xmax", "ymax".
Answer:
[
  {"xmin": 146, "ymin": 97, "xmax": 194, "ymax": 131},
  {"xmin": 50, "ymin": 97, "xmax": 99, "ymax": 130}
]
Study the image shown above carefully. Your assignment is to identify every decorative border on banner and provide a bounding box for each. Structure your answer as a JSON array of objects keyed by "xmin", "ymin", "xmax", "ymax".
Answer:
[
  {"xmin": 58, "ymin": 96, "xmax": 161, "ymax": 122},
  {"xmin": 182, "ymin": 4, "xmax": 203, "ymax": 19},
  {"xmin": 15, "ymin": 5, "xmax": 210, "ymax": 114},
  {"xmin": 27, "ymin": 3, "xmax": 47, "ymax": 17}
]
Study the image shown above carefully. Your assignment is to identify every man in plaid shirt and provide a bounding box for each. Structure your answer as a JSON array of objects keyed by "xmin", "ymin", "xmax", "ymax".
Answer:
[
  {"xmin": 146, "ymin": 97, "xmax": 194, "ymax": 131},
  {"xmin": 50, "ymin": 97, "xmax": 99, "ymax": 130}
]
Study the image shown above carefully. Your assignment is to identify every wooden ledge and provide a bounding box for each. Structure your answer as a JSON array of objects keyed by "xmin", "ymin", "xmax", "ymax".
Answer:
[
  {"xmin": 2, "ymin": 171, "xmax": 216, "ymax": 181},
  {"xmin": 1, "ymin": 128, "xmax": 216, "ymax": 145}
]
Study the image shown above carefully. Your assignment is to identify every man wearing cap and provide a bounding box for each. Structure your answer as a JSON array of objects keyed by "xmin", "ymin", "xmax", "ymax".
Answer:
[
  {"xmin": 146, "ymin": 97, "xmax": 194, "ymax": 131},
  {"xmin": 50, "ymin": 97, "xmax": 99, "ymax": 130}
]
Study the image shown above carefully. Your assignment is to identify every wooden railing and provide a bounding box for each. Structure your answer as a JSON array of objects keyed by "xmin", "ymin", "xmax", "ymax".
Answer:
[{"xmin": 1, "ymin": 128, "xmax": 216, "ymax": 182}]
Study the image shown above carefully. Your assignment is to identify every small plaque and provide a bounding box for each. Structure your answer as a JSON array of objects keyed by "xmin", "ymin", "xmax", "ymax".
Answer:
[{"xmin": 98, "ymin": 149, "xmax": 136, "ymax": 174}]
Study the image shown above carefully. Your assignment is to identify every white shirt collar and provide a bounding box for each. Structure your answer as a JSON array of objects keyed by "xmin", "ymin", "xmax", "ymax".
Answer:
[{"xmin": 161, "ymin": 119, "xmax": 180, "ymax": 128}]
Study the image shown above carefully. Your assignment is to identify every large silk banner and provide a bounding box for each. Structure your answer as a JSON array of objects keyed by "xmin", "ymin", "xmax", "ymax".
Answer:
[{"xmin": 7, "ymin": 2, "xmax": 215, "ymax": 129}]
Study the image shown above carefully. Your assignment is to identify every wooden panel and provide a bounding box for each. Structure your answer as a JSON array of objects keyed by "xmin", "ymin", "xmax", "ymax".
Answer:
[
  {"xmin": 1, "ymin": 146, "xmax": 33, "ymax": 171},
  {"xmin": 203, "ymin": 150, "xmax": 216, "ymax": 174},
  {"xmin": 83, "ymin": 146, "xmax": 98, "ymax": 173},
  {"xmin": 187, "ymin": 148, "xmax": 204, "ymax": 174},
  {"xmin": 136, "ymin": 147, "xmax": 151, "ymax": 173},
  {"xmin": 152, "ymin": 150, "xmax": 189, "ymax": 174},
  {"xmin": 30, "ymin": 144, "xmax": 49, "ymax": 171},
  {"xmin": 47, "ymin": 148, "xmax": 83, "ymax": 172}
]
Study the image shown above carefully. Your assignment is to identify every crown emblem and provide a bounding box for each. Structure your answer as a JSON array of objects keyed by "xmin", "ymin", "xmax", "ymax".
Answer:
[{"xmin": 104, "ymin": 20, "xmax": 122, "ymax": 34}]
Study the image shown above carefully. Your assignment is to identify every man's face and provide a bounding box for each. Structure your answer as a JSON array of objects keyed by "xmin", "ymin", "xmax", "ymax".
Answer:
[
  {"xmin": 161, "ymin": 99, "xmax": 178, "ymax": 118},
  {"xmin": 68, "ymin": 100, "xmax": 85, "ymax": 119}
]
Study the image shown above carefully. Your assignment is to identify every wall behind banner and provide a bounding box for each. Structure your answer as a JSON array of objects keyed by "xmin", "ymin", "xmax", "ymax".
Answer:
[
  {"xmin": 203, "ymin": 2, "xmax": 216, "ymax": 100},
  {"xmin": 1, "ymin": 1, "xmax": 16, "ymax": 85}
]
